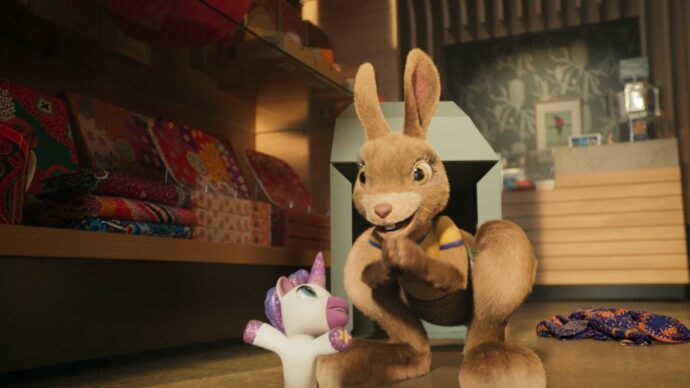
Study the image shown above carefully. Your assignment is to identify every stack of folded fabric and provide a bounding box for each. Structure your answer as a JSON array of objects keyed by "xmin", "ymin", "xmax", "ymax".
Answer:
[
  {"xmin": 244, "ymin": 149, "xmax": 330, "ymax": 251},
  {"xmin": 37, "ymin": 169, "xmax": 195, "ymax": 239},
  {"xmin": 148, "ymin": 117, "xmax": 271, "ymax": 246},
  {"xmin": 25, "ymin": 95, "xmax": 197, "ymax": 239},
  {"xmin": 271, "ymin": 207, "xmax": 329, "ymax": 251},
  {"xmin": 190, "ymin": 190, "xmax": 271, "ymax": 245}
]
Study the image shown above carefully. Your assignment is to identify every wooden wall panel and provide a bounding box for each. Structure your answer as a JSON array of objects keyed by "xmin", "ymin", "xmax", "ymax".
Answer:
[
  {"xmin": 536, "ymin": 270, "xmax": 690, "ymax": 285},
  {"xmin": 534, "ymin": 240, "xmax": 687, "ymax": 258},
  {"xmin": 504, "ymin": 195, "xmax": 683, "ymax": 218},
  {"xmin": 524, "ymin": 225, "xmax": 685, "ymax": 244},
  {"xmin": 503, "ymin": 181, "xmax": 681, "ymax": 204},
  {"xmin": 318, "ymin": 0, "xmax": 400, "ymax": 100},
  {"xmin": 503, "ymin": 166, "xmax": 689, "ymax": 285},
  {"xmin": 554, "ymin": 166, "xmax": 680, "ymax": 188},
  {"xmin": 539, "ymin": 255, "xmax": 688, "ymax": 271},
  {"xmin": 512, "ymin": 210, "xmax": 684, "ymax": 230}
]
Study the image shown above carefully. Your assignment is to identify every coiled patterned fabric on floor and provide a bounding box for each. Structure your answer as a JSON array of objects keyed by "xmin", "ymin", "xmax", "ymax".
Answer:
[{"xmin": 537, "ymin": 307, "xmax": 690, "ymax": 345}]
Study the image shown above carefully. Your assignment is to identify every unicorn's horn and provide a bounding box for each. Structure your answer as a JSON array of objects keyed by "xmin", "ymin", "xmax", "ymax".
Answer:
[{"xmin": 308, "ymin": 252, "xmax": 326, "ymax": 287}]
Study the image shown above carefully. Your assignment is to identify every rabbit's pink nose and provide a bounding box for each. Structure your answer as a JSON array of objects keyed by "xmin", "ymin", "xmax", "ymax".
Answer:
[{"xmin": 374, "ymin": 203, "xmax": 393, "ymax": 218}]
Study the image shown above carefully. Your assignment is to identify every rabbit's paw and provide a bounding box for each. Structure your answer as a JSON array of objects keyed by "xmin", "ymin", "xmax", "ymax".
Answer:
[{"xmin": 382, "ymin": 237, "xmax": 426, "ymax": 275}]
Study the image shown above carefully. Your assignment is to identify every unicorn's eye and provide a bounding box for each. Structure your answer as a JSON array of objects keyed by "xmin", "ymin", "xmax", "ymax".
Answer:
[
  {"xmin": 413, "ymin": 161, "xmax": 433, "ymax": 184},
  {"xmin": 297, "ymin": 285, "xmax": 317, "ymax": 298}
]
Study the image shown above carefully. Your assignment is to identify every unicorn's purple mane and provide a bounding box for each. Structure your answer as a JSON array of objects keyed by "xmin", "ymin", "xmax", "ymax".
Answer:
[{"xmin": 264, "ymin": 253, "xmax": 327, "ymax": 333}]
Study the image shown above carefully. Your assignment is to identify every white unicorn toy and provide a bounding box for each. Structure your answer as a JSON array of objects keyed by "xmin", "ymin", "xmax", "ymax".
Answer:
[{"xmin": 243, "ymin": 252, "xmax": 352, "ymax": 388}]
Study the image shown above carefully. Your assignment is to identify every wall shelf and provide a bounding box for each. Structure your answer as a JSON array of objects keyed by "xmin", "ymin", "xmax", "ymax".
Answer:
[{"xmin": 0, "ymin": 225, "xmax": 329, "ymax": 267}]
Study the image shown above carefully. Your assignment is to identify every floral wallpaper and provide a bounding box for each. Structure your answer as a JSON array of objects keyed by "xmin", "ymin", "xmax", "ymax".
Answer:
[{"xmin": 446, "ymin": 18, "xmax": 640, "ymax": 153}]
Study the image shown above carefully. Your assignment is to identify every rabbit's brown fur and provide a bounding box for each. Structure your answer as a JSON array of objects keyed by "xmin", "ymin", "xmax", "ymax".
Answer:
[{"xmin": 317, "ymin": 49, "xmax": 545, "ymax": 387}]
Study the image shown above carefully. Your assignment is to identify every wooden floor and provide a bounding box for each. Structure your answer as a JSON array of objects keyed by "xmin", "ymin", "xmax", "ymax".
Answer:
[{"xmin": 3, "ymin": 301, "xmax": 690, "ymax": 387}]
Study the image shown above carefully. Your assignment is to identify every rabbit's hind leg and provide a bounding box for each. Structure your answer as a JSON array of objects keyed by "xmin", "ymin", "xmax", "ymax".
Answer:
[{"xmin": 459, "ymin": 220, "xmax": 546, "ymax": 388}]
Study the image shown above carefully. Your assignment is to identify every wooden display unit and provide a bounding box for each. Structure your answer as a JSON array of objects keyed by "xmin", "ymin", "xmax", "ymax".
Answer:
[
  {"xmin": 0, "ymin": 0, "xmax": 345, "ymax": 372},
  {"xmin": 0, "ymin": 225, "xmax": 330, "ymax": 267}
]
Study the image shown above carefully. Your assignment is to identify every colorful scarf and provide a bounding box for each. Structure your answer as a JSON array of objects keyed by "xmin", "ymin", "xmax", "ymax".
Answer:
[
  {"xmin": 536, "ymin": 307, "xmax": 690, "ymax": 346},
  {"xmin": 62, "ymin": 217, "xmax": 191, "ymax": 239},
  {"xmin": 149, "ymin": 118, "xmax": 250, "ymax": 197},
  {"xmin": 65, "ymin": 92, "xmax": 167, "ymax": 180},
  {"xmin": 40, "ymin": 169, "xmax": 191, "ymax": 207},
  {"xmin": 0, "ymin": 79, "xmax": 79, "ymax": 193},
  {"xmin": 0, "ymin": 122, "xmax": 33, "ymax": 224},
  {"xmin": 40, "ymin": 195, "xmax": 197, "ymax": 225}
]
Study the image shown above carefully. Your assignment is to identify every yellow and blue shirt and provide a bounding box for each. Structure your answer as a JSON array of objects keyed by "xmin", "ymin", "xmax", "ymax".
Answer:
[{"xmin": 369, "ymin": 215, "xmax": 471, "ymax": 301}]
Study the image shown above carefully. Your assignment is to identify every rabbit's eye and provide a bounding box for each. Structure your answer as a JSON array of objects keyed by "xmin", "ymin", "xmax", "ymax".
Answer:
[
  {"xmin": 358, "ymin": 170, "xmax": 366, "ymax": 184},
  {"xmin": 413, "ymin": 162, "xmax": 432, "ymax": 184}
]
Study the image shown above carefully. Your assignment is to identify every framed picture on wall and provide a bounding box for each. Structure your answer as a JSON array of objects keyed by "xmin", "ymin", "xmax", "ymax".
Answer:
[{"xmin": 535, "ymin": 97, "xmax": 583, "ymax": 150}]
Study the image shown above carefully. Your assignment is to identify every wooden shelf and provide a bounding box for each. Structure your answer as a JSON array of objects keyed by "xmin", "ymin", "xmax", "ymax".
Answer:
[{"xmin": 0, "ymin": 225, "xmax": 329, "ymax": 267}]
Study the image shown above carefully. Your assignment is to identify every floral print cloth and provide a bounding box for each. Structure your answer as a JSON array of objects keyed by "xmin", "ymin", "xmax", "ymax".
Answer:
[
  {"xmin": 244, "ymin": 149, "xmax": 312, "ymax": 212},
  {"xmin": 40, "ymin": 195, "xmax": 197, "ymax": 225},
  {"xmin": 149, "ymin": 118, "xmax": 250, "ymax": 198},
  {"xmin": 39, "ymin": 169, "xmax": 191, "ymax": 207},
  {"xmin": 61, "ymin": 217, "xmax": 191, "ymax": 239},
  {"xmin": 65, "ymin": 93, "xmax": 167, "ymax": 180},
  {"xmin": 0, "ymin": 79, "xmax": 79, "ymax": 193},
  {"xmin": 0, "ymin": 122, "xmax": 33, "ymax": 224},
  {"xmin": 536, "ymin": 307, "xmax": 690, "ymax": 346}
]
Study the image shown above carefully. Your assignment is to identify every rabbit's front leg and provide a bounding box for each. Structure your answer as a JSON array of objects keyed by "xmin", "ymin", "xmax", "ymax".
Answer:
[
  {"xmin": 382, "ymin": 237, "xmax": 465, "ymax": 293},
  {"xmin": 361, "ymin": 260, "xmax": 400, "ymax": 288}
]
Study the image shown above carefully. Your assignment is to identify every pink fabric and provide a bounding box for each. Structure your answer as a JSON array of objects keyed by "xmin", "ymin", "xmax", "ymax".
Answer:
[{"xmin": 244, "ymin": 149, "xmax": 312, "ymax": 212}]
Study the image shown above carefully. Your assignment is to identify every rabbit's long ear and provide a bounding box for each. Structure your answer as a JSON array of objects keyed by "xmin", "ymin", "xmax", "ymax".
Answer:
[
  {"xmin": 354, "ymin": 63, "xmax": 390, "ymax": 141},
  {"xmin": 403, "ymin": 49, "xmax": 440, "ymax": 139}
]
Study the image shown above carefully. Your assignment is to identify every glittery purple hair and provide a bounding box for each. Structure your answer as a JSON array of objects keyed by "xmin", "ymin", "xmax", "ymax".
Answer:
[{"xmin": 264, "ymin": 252, "xmax": 326, "ymax": 333}]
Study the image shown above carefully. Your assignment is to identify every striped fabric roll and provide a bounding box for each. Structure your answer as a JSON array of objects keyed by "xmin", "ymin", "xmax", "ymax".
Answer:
[
  {"xmin": 40, "ymin": 195, "xmax": 197, "ymax": 225},
  {"xmin": 40, "ymin": 169, "xmax": 191, "ymax": 207}
]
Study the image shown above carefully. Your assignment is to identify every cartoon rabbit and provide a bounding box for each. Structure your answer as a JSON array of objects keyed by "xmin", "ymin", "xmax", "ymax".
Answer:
[
  {"xmin": 317, "ymin": 50, "xmax": 546, "ymax": 388},
  {"xmin": 243, "ymin": 252, "xmax": 352, "ymax": 388}
]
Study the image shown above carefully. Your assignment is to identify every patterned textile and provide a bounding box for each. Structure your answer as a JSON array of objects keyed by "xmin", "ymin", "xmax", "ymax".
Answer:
[
  {"xmin": 191, "ymin": 225, "xmax": 270, "ymax": 245},
  {"xmin": 536, "ymin": 307, "xmax": 690, "ymax": 346},
  {"xmin": 191, "ymin": 190, "xmax": 269, "ymax": 217},
  {"xmin": 61, "ymin": 217, "xmax": 191, "ymax": 239},
  {"xmin": 40, "ymin": 169, "xmax": 191, "ymax": 207},
  {"xmin": 0, "ymin": 122, "xmax": 34, "ymax": 224},
  {"xmin": 244, "ymin": 149, "xmax": 312, "ymax": 212},
  {"xmin": 149, "ymin": 118, "xmax": 250, "ymax": 197},
  {"xmin": 193, "ymin": 208, "xmax": 270, "ymax": 232},
  {"xmin": 40, "ymin": 195, "xmax": 197, "ymax": 225},
  {"xmin": 0, "ymin": 79, "xmax": 79, "ymax": 193},
  {"xmin": 65, "ymin": 92, "xmax": 166, "ymax": 180}
]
